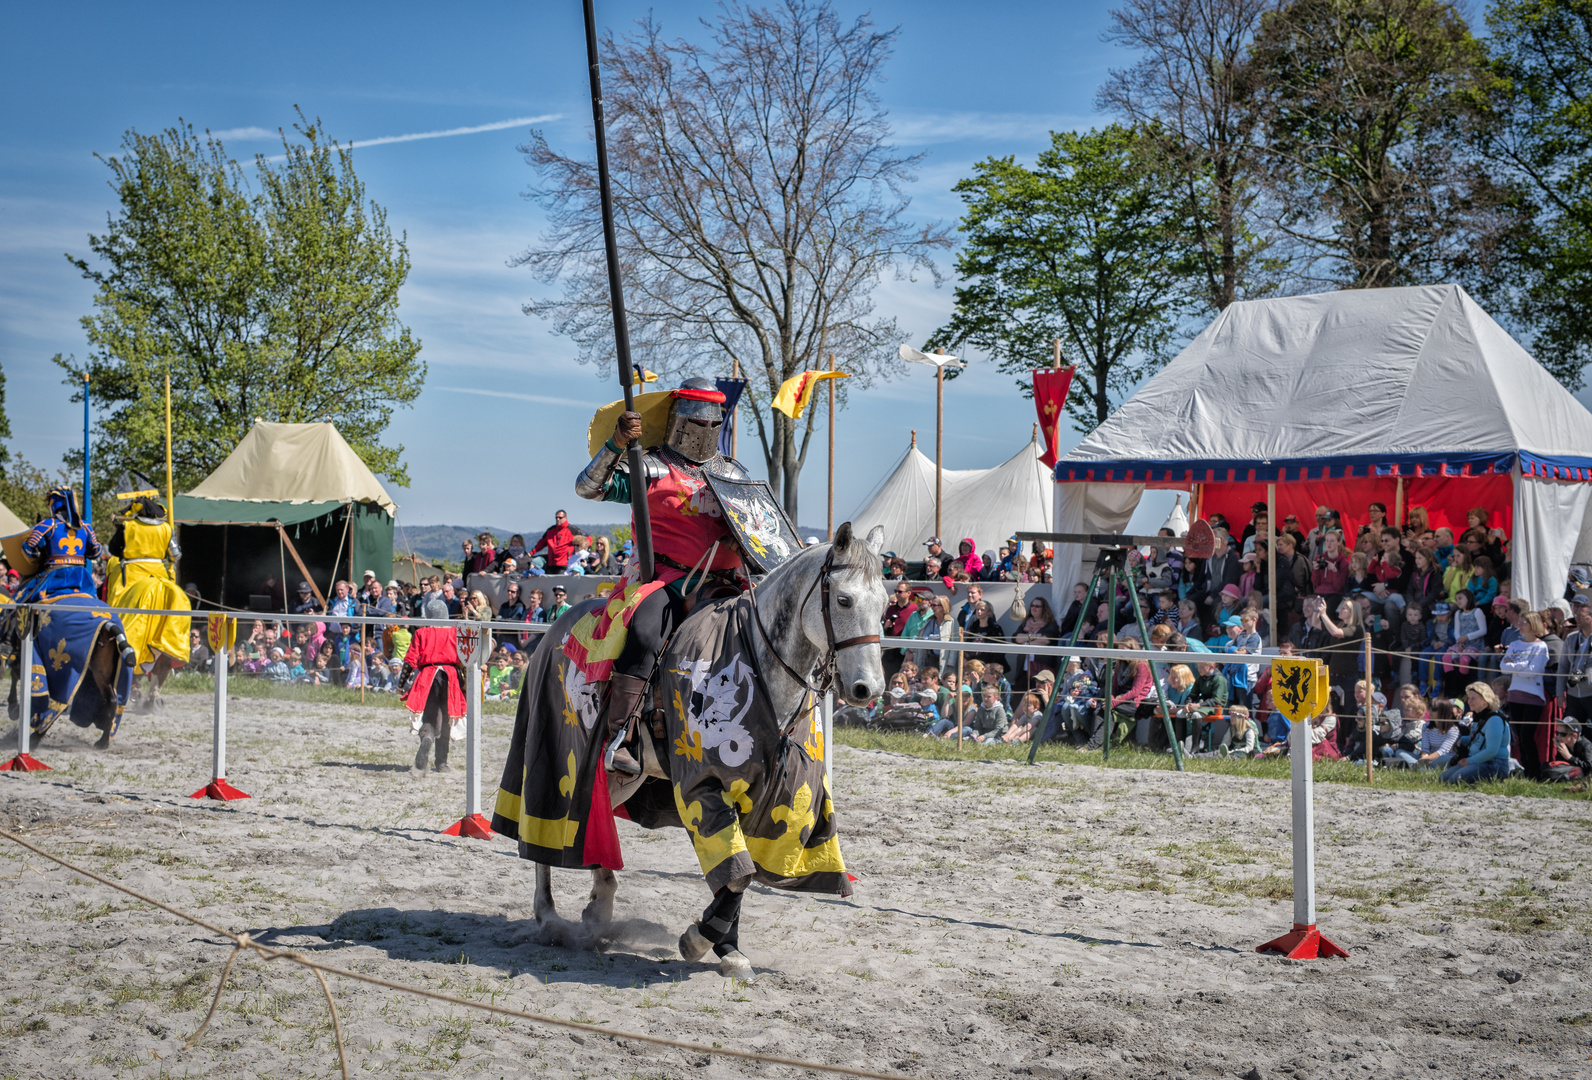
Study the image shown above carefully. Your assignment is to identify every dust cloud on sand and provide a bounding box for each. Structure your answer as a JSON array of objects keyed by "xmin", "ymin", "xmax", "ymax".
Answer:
[{"xmin": 2, "ymin": 693, "xmax": 1590, "ymax": 1079}]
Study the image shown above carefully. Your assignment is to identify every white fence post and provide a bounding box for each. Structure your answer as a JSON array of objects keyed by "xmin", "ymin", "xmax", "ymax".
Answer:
[
  {"xmin": 445, "ymin": 626, "xmax": 492, "ymax": 839},
  {"xmin": 822, "ymin": 690, "xmax": 833, "ymax": 782},
  {"xmin": 192, "ymin": 617, "xmax": 248, "ymax": 800},
  {"xmin": 3, "ymin": 610, "xmax": 47, "ymax": 772},
  {"xmin": 1256, "ymin": 696, "xmax": 1346, "ymax": 959}
]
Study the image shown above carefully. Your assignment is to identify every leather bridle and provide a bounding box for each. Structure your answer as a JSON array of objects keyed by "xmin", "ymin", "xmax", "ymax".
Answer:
[{"xmin": 750, "ymin": 546, "xmax": 880, "ymax": 719}]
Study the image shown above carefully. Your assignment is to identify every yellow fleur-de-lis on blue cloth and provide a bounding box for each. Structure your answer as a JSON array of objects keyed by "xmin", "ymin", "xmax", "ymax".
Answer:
[{"xmin": 49, "ymin": 638, "xmax": 70, "ymax": 672}]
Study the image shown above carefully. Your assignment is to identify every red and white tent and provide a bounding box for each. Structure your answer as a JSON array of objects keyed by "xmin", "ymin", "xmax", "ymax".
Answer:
[{"xmin": 1054, "ymin": 284, "xmax": 1592, "ymax": 608}]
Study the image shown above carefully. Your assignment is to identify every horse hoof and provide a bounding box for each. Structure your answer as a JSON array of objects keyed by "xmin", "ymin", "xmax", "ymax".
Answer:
[
  {"xmin": 678, "ymin": 922, "xmax": 712, "ymax": 962},
  {"xmin": 716, "ymin": 949, "xmax": 752, "ymax": 978}
]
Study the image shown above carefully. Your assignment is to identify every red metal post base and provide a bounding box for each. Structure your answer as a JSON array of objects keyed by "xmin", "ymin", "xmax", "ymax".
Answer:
[
  {"xmin": 1257, "ymin": 923, "xmax": 1348, "ymax": 959},
  {"xmin": 1, "ymin": 753, "xmax": 50, "ymax": 772},
  {"xmin": 190, "ymin": 778, "xmax": 251, "ymax": 801},
  {"xmin": 443, "ymin": 813, "xmax": 494, "ymax": 840}
]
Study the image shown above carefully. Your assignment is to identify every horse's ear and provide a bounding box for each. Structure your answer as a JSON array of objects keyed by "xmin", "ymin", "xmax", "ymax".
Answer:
[
  {"xmin": 864, "ymin": 525, "xmax": 885, "ymax": 557},
  {"xmin": 833, "ymin": 521, "xmax": 853, "ymax": 552}
]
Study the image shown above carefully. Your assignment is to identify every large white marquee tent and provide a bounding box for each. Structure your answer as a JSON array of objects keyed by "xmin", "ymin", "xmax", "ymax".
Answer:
[{"xmin": 1053, "ymin": 284, "xmax": 1592, "ymax": 608}]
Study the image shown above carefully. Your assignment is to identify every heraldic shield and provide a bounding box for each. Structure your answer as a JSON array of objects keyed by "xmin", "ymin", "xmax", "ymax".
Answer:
[{"xmin": 703, "ymin": 473, "xmax": 804, "ymax": 575}]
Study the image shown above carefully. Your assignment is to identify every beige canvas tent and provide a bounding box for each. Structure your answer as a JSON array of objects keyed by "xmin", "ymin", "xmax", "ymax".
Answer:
[{"xmin": 174, "ymin": 422, "xmax": 397, "ymax": 609}]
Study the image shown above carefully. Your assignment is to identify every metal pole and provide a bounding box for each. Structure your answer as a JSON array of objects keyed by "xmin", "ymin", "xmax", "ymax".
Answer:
[
  {"xmin": 731, "ymin": 356, "xmax": 740, "ymax": 461},
  {"xmin": 1364, "ymin": 632, "xmax": 1374, "ymax": 783},
  {"xmin": 1292, "ymin": 698, "xmax": 1315, "ymax": 929},
  {"xmin": 165, "ymin": 372, "xmax": 174, "ymax": 521},
  {"xmin": 213, "ymin": 642, "xmax": 227, "ymax": 782},
  {"xmin": 1267, "ymin": 483, "xmax": 1278, "ymax": 648},
  {"xmin": 1028, "ymin": 561, "xmax": 1106, "ymax": 764},
  {"xmin": 827, "ymin": 353, "xmax": 836, "ymax": 542},
  {"xmin": 466, "ymin": 635, "xmax": 484, "ymax": 821},
  {"xmin": 935, "ymin": 350, "xmax": 944, "ymax": 540},
  {"xmin": 583, "ymin": 0, "xmax": 654, "ymax": 583},
  {"xmin": 1102, "ymin": 566, "xmax": 1119, "ymax": 764},
  {"xmin": 956, "ymin": 626, "xmax": 965, "ymax": 750},
  {"xmin": 18, "ymin": 616, "xmax": 33, "ymax": 759},
  {"xmin": 822, "ymin": 689, "xmax": 833, "ymax": 784},
  {"xmin": 1124, "ymin": 571, "xmax": 1183, "ymax": 771},
  {"xmin": 82, "ymin": 375, "xmax": 91, "ymax": 522}
]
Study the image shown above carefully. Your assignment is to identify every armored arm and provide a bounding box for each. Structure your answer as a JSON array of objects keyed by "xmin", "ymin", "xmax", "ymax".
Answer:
[{"xmin": 576, "ymin": 439, "xmax": 625, "ymax": 501}]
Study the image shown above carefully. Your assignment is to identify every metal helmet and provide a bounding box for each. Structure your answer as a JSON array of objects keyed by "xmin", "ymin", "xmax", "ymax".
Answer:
[{"xmin": 665, "ymin": 377, "xmax": 726, "ymax": 464}]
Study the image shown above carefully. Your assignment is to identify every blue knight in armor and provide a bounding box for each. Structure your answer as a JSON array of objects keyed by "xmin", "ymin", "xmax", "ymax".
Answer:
[{"xmin": 16, "ymin": 487, "xmax": 102, "ymax": 604}]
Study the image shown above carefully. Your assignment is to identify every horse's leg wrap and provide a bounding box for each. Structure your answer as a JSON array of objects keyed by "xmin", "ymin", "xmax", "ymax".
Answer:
[{"xmin": 699, "ymin": 883, "xmax": 744, "ymax": 955}]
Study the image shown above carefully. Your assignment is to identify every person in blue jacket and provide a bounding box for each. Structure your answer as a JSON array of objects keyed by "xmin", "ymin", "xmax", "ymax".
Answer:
[{"xmin": 1440, "ymin": 681, "xmax": 1512, "ymax": 783}]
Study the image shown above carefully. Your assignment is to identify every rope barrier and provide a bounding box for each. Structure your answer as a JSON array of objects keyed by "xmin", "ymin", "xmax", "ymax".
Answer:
[{"xmin": 0, "ymin": 826, "xmax": 917, "ymax": 1080}]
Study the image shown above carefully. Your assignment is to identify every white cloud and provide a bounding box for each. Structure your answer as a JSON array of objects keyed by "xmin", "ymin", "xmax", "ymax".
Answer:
[
  {"xmin": 431, "ymin": 385, "xmax": 602, "ymax": 408},
  {"xmin": 210, "ymin": 125, "xmax": 278, "ymax": 141},
  {"xmin": 889, "ymin": 110, "xmax": 1096, "ymax": 146}
]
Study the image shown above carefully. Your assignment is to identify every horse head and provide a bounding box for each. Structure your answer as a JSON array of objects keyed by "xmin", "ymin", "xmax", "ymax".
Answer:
[{"xmin": 818, "ymin": 521, "xmax": 887, "ymax": 707}]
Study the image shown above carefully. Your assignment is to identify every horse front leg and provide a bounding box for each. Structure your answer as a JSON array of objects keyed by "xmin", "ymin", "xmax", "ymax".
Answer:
[
  {"xmin": 680, "ymin": 874, "xmax": 753, "ymax": 977},
  {"xmin": 581, "ymin": 867, "xmax": 617, "ymax": 929},
  {"xmin": 533, "ymin": 862, "xmax": 557, "ymax": 926}
]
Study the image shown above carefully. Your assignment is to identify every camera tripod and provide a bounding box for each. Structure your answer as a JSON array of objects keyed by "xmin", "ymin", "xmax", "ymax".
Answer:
[{"xmin": 1016, "ymin": 533, "xmax": 1191, "ymax": 770}]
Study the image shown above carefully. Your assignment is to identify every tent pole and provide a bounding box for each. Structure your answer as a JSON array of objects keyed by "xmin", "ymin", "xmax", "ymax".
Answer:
[
  {"xmin": 275, "ymin": 524, "xmax": 328, "ymax": 612},
  {"xmin": 936, "ymin": 349, "xmax": 945, "ymax": 540},
  {"xmin": 828, "ymin": 352, "xmax": 836, "ymax": 542},
  {"xmin": 327, "ymin": 507, "xmax": 352, "ymax": 603},
  {"xmin": 1267, "ymin": 483, "xmax": 1278, "ymax": 649},
  {"xmin": 1394, "ymin": 477, "xmax": 1404, "ymax": 528},
  {"xmin": 349, "ymin": 506, "xmax": 365, "ymax": 703},
  {"xmin": 279, "ymin": 532, "xmax": 288, "ymax": 615}
]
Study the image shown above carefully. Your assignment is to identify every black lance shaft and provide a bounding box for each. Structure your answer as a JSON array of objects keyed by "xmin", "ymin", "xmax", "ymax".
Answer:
[{"xmin": 583, "ymin": 0, "xmax": 655, "ymax": 583}]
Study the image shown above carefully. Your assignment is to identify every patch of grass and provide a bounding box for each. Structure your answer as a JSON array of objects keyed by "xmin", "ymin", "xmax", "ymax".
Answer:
[
  {"xmin": 1463, "ymin": 877, "xmax": 1568, "ymax": 934},
  {"xmin": 837, "ymin": 729, "xmax": 1592, "ymax": 800}
]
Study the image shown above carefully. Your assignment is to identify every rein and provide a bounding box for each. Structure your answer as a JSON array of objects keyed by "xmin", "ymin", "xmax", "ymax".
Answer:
[{"xmin": 749, "ymin": 546, "xmax": 880, "ymax": 730}]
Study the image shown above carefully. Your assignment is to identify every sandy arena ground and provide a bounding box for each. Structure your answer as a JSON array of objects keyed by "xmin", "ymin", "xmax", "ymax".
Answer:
[{"xmin": 1, "ymin": 692, "xmax": 1590, "ymax": 1080}]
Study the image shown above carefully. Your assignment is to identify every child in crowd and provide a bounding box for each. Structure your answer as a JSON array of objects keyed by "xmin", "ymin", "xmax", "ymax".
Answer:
[
  {"xmin": 1396, "ymin": 602, "xmax": 1427, "ymax": 688},
  {"xmin": 1001, "ymin": 693, "xmax": 1048, "ymax": 743},
  {"xmin": 1050, "ymin": 659, "xmax": 1099, "ymax": 743}
]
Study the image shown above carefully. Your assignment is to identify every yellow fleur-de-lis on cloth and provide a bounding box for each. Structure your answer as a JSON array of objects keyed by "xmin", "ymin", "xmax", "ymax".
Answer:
[{"xmin": 49, "ymin": 638, "xmax": 70, "ymax": 672}]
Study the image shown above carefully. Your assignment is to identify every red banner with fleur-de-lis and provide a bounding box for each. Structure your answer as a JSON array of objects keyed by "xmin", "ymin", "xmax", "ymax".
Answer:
[{"xmin": 1033, "ymin": 366, "xmax": 1076, "ymax": 468}]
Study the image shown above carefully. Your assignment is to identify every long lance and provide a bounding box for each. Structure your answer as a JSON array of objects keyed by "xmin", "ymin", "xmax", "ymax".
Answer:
[{"xmin": 582, "ymin": 0, "xmax": 654, "ymax": 583}]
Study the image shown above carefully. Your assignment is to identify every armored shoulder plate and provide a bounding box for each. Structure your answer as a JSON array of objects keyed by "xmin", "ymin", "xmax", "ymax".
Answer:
[{"xmin": 709, "ymin": 455, "xmax": 751, "ymax": 482}]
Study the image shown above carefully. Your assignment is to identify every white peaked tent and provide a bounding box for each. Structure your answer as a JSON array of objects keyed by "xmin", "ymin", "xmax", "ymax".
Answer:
[
  {"xmin": 850, "ymin": 432, "xmax": 1052, "ymax": 558},
  {"xmin": 1054, "ymin": 284, "xmax": 1592, "ymax": 608}
]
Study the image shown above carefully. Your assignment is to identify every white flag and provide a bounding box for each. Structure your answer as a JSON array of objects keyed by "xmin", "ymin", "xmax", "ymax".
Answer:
[{"xmin": 898, "ymin": 344, "xmax": 964, "ymax": 369}]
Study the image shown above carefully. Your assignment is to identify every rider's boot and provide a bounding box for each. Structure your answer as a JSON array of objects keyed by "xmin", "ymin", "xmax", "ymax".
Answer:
[{"xmin": 602, "ymin": 673, "xmax": 648, "ymax": 776}]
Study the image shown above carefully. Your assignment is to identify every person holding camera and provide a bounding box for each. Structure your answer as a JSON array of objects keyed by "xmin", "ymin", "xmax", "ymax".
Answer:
[{"xmin": 1310, "ymin": 531, "xmax": 1350, "ymax": 613}]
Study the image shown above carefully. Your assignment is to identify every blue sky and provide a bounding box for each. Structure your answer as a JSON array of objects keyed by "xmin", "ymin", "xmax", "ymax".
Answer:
[{"xmin": 1, "ymin": 0, "xmax": 1190, "ymax": 536}]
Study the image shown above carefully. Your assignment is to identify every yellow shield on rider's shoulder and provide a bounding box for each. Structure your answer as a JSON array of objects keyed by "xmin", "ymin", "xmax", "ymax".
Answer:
[
  {"xmin": 586, "ymin": 390, "xmax": 677, "ymax": 458},
  {"xmin": 2, "ymin": 532, "xmax": 39, "ymax": 578}
]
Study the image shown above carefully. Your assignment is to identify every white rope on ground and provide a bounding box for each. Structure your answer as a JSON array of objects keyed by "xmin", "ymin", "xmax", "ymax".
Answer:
[{"xmin": 0, "ymin": 827, "xmax": 918, "ymax": 1080}]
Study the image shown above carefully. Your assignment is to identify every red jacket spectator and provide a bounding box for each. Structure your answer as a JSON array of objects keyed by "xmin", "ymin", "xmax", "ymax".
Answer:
[{"xmin": 530, "ymin": 511, "xmax": 576, "ymax": 571}]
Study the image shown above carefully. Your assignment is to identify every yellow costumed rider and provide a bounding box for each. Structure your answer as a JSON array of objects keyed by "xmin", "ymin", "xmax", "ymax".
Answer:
[{"xmin": 105, "ymin": 485, "xmax": 190, "ymax": 671}]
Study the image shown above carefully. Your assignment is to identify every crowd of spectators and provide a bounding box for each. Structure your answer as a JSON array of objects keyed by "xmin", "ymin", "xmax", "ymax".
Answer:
[{"xmin": 858, "ymin": 501, "xmax": 1592, "ymax": 788}]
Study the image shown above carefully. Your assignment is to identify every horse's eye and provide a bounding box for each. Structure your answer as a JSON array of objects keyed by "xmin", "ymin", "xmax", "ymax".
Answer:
[{"xmin": 837, "ymin": 594, "xmax": 853, "ymax": 608}]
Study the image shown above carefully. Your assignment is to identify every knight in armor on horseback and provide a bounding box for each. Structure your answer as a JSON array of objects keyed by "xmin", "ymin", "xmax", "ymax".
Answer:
[
  {"xmin": 105, "ymin": 491, "xmax": 181, "ymax": 604},
  {"xmin": 573, "ymin": 377, "xmax": 750, "ymax": 775},
  {"xmin": 15, "ymin": 487, "xmax": 101, "ymax": 604}
]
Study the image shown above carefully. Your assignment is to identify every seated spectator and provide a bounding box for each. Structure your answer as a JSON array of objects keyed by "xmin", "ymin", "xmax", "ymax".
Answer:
[
  {"xmin": 486, "ymin": 654, "xmax": 515, "ymax": 700},
  {"xmin": 546, "ymin": 585, "xmax": 572, "ymax": 622},
  {"xmin": 965, "ymin": 684, "xmax": 1009, "ymax": 743},
  {"xmin": 264, "ymin": 647, "xmax": 291, "ymax": 683},
  {"xmin": 1548, "ymin": 716, "xmax": 1592, "ymax": 781},
  {"xmin": 1261, "ymin": 686, "xmax": 1343, "ymax": 760},
  {"xmin": 1001, "ymin": 692, "xmax": 1048, "ymax": 743},
  {"xmin": 590, "ymin": 535, "xmax": 618, "ymax": 575},
  {"xmin": 1441, "ymin": 682, "xmax": 1511, "ymax": 783},
  {"xmin": 1394, "ymin": 696, "xmax": 1461, "ymax": 768},
  {"xmin": 1047, "ymin": 658, "xmax": 1099, "ymax": 743},
  {"xmin": 1088, "ymin": 640, "xmax": 1154, "ymax": 751},
  {"xmin": 1180, "ymin": 660, "xmax": 1230, "ymax": 753},
  {"xmin": 498, "ymin": 582, "xmax": 527, "ymax": 622},
  {"xmin": 385, "ymin": 657, "xmax": 405, "ymax": 692},
  {"xmin": 980, "ymin": 662, "xmax": 1012, "ymax": 711}
]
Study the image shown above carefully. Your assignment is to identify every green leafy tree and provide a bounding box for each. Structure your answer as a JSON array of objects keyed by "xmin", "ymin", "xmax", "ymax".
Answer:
[
  {"xmin": 1475, "ymin": 0, "xmax": 1592, "ymax": 388},
  {"xmin": 53, "ymin": 116, "xmax": 423, "ymax": 493},
  {"xmin": 930, "ymin": 125, "xmax": 1200, "ymax": 430},
  {"xmin": 1248, "ymin": 0, "xmax": 1500, "ymax": 289}
]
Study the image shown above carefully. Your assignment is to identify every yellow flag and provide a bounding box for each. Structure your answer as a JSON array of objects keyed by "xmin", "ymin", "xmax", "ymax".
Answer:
[
  {"xmin": 772, "ymin": 370, "xmax": 848, "ymax": 419},
  {"xmin": 631, "ymin": 367, "xmax": 659, "ymax": 385}
]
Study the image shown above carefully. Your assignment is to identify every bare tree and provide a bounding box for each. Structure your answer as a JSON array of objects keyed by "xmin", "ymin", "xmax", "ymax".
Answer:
[
  {"xmin": 1099, "ymin": 0, "xmax": 1278, "ymax": 313},
  {"xmin": 515, "ymin": 0, "xmax": 948, "ymax": 519}
]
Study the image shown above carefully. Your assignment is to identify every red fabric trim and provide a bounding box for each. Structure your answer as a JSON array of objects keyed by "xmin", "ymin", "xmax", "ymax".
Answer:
[
  {"xmin": 582, "ymin": 761, "xmax": 625, "ymax": 869},
  {"xmin": 672, "ymin": 386, "xmax": 727, "ymax": 403},
  {"xmin": 404, "ymin": 664, "xmax": 467, "ymax": 718},
  {"xmin": 1193, "ymin": 474, "xmax": 1513, "ymax": 545}
]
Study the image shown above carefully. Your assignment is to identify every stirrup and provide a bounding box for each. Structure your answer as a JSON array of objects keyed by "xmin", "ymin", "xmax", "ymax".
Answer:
[{"xmin": 604, "ymin": 728, "xmax": 641, "ymax": 775}]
